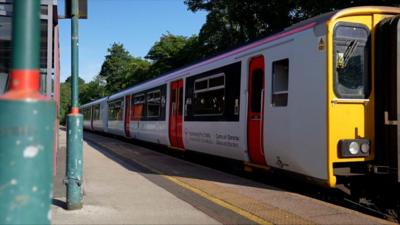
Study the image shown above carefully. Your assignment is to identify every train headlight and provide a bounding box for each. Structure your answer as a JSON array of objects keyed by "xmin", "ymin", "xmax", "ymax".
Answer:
[
  {"xmin": 360, "ymin": 143, "xmax": 370, "ymax": 154},
  {"xmin": 339, "ymin": 139, "xmax": 370, "ymax": 158},
  {"xmin": 348, "ymin": 142, "xmax": 360, "ymax": 155}
]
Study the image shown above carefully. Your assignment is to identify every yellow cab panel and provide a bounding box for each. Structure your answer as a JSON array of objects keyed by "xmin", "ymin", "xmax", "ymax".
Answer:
[{"xmin": 326, "ymin": 7, "xmax": 400, "ymax": 187}]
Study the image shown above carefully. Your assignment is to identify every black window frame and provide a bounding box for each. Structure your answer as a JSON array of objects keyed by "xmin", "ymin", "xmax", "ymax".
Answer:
[
  {"xmin": 333, "ymin": 22, "xmax": 371, "ymax": 99},
  {"xmin": 108, "ymin": 98, "xmax": 124, "ymax": 121},
  {"xmin": 185, "ymin": 62, "xmax": 241, "ymax": 122},
  {"xmin": 129, "ymin": 84, "xmax": 167, "ymax": 121},
  {"xmin": 82, "ymin": 108, "xmax": 91, "ymax": 121},
  {"xmin": 131, "ymin": 93, "xmax": 145, "ymax": 121},
  {"xmin": 146, "ymin": 89, "xmax": 162, "ymax": 118},
  {"xmin": 192, "ymin": 73, "xmax": 226, "ymax": 116},
  {"xmin": 93, "ymin": 104, "xmax": 100, "ymax": 120}
]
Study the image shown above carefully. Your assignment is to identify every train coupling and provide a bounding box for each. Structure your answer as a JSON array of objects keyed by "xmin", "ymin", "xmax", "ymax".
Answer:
[{"xmin": 368, "ymin": 165, "xmax": 393, "ymax": 174}]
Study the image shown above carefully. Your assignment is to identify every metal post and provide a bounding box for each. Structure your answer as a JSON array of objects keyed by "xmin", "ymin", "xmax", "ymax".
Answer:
[
  {"xmin": 0, "ymin": 0, "xmax": 55, "ymax": 224},
  {"xmin": 65, "ymin": 0, "xmax": 83, "ymax": 210}
]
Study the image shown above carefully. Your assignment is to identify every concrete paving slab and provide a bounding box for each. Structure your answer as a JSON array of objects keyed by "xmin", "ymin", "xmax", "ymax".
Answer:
[
  {"xmin": 81, "ymin": 131, "xmax": 396, "ymax": 225},
  {"xmin": 52, "ymin": 130, "xmax": 220, "ymax": 225}
]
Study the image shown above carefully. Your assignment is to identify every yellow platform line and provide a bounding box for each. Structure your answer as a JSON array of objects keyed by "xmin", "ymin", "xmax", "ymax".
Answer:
[
  {"xmin": 162, "ymin": 175, "xmax": 273, "ymax": 225},
  {"xmin": 118, "ymin": 149, "xmax": 273, "ymax": 225},
  {"xmin": 94, "ymin": 139, "xmax": 273, "ymax": 225}
]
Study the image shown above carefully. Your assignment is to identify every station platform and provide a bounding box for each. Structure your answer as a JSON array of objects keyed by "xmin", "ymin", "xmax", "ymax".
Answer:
[{"xmin": 52, "ymin": 130, "xmax": 395, "ymax": 225}]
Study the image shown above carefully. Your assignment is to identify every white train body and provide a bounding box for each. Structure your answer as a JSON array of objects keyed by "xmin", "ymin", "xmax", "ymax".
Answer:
[{"xmin": 81, "ymin": 7, "xmax": 400, "ymax": 187}]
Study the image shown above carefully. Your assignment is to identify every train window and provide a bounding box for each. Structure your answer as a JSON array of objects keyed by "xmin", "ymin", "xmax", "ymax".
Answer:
[
  {"xmin": 0, "ymin": 73, "xmax": 7, "ymax": 94},
  {"xmin": 272, "ymin": 59, "xmax": 289, "ymax": 107},
  {"xmin": 0, "ymin": 16, "xmax": 11, "ymax": 94},
  {"xmin": 251, "ymin": 69, "xmax": 264, "ymax": 112},
  {"xmin": 193, "ymin": 73, "xmax": 225, "ymax": 115},
  {"xmin": 82, "ymin": 108, "xmax": 91, "ymax": 120},
  {"xmin": 108, "ymin": 99, "xmax": 124, "ymax": 121},
  {"xmin": 185, "ymin": 62, "xmax": 241, "ymax": 121},
  {"xmin": 195, "ymin": 80, "xmax": 207, "ymax": 90},
  {"xmin": 334, "ymin": 23, "xmax": 370, "ymax": 99},
  {"xmin": 178, "ymin": 88, "xmax": 183, "ymax": 116},
  {"xmin": 147, "ymin": 90, "xmax": 161, "ymax": 118},
  {"xmin": 131, "ymin": 94, "xmax": 144, "ymax": 121},
  {"xmin": 93, "ymin": 105, "xmax": 100, "ymax": 120}
]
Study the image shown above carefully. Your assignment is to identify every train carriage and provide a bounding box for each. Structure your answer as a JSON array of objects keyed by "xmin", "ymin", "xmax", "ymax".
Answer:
[
  {"xmin": 81, "ymin": 97, "xmax": 108, "ymax": 132},
  {"xmin": 82, "ymin": 6, "xmax": 400, "ymax": 188}
]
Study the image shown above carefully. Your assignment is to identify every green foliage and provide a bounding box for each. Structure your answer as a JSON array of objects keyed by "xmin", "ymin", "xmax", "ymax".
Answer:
[
  {"xmin": 59, "ymin": 75, "xmax": 106, "ymax": 124},
  {"xmin": 74, "ymin": 0, "xmax": 400, "ymax": 113},
  {"xmin": 98, "ymin": 43, "xmax": 151, "ymax": 95},
  {"xmin": 98, "ymin": 43, "xmax": 133, "ymax": 94},
  {"xmin": 80, "ymin": 75, "xmax": 107, "ymax": 104},
  {"xmin": 184, "ymin": 0, "xmax": 400, "ymax": 55},
  {"xmin": 146, "ymin": 33, "xmax": 202, "ymax": 75},
  {"xmin": 59, "ymin": 80, "xmax": 71, "ymax": 124}
]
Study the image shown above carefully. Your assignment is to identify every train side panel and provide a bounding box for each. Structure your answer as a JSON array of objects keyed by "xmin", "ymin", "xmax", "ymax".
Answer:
[
  {"xmin": 107, "ymin": 98, "xmax": 125, "ymax": 136},
  {"xmin": 93, "ymin": 100, "xmax": 108, "ymax": 132},
  {"xmin": 264, "ymin": 27, "xmax": 328, "ymax": 181},
  {"xmin": 127, "ymin": 84, "xmax": 169, "ymax": 145},
  {"xmin": 82, "ymin": 107, "xmax": 92, "ymax": 130},
  {"xmin": 182, "ymin": 61, "xmax": 244, "ymax": 160},
  {"xmin": 135, "ymin": 121, "xmax": 169, "ymax": 145}
]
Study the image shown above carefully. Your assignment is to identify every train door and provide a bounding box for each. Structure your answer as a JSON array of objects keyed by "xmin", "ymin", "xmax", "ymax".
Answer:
[
  {"xmin": 247, "ymin": 56, "xmax": 267, "ymax": 165},
  {"xmin": 169, "ymin": 79, "xmax": 184, "ymax": 149},
  {"xmin": 124, "ymin": 95, "xmax": 131, "ymax": 138}
]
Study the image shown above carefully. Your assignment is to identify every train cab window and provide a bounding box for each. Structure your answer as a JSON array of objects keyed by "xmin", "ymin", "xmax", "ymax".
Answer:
[
  {"xmin": 272, "ymin": 59, "xmax": 289, "ymax": 107},
  {"xmin": 334, "ymin": 23, "xmax": 370, "ymax": 99},
  {"xmin": 147, "ymin": 90, "xmax": 161, "ymax": 118},
  {"xmin": 108, "ymin": 99, "xmax": 124, "ymax": 121},
  {"xmin": 193, "ymin": 73, "xmax": 225, "ymax": 115},
  {"xmin": 131, "ymin": 94, "xmax": 144, "ymax": 121}
]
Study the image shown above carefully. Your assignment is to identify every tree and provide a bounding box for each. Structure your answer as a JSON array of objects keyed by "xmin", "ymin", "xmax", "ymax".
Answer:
[
  {"xmin": 146, "ymin": 33, "xmax": 204, "ymax": 76},
  {"xmin": 99, "ymin": 43, "xmax": 134, "ymax": 94},
  {"xmin": 146, "ymin": 33, "xmax": 190, "ymax": 75},
  {"xmin": 184, "ymin": 1, "xmax": 296, "ymax": 55},
  {"xmin": 59, "ymin": 81, "xmax": 71, "ymax": 124},
  {"xmin": 64, "ymin": 76, "xmax": 85, "ymax": 85},
  {"xmin": 184, "ymin": 0, "xmax": 400, "ymax": 55},
  {"xmin": 59, "ymin": 76, "xmax": 85, "ymax": 124},
  {"xmin": 127, "ymin": 57, "xmax": 152, "ymax": 85},
  {"xmin": 80, "ymin": 75, "xmax": 107, "ymax": 104},
  {"xmin": 99, "ymin": 42, "xmax": 151, "ymax": 95},
  {"xmin": 59, "ymin": 76, "xmax": 93, "ymax": 124}
]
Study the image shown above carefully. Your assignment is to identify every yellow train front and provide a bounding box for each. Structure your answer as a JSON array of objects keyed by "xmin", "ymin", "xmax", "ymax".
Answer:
[{"xmin": 323, "ymin": 7, "xmax": 400, "ymax": 191}]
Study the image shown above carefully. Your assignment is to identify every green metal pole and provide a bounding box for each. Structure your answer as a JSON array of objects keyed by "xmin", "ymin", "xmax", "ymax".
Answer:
[
  {"xmin": 0, "ymin": 0, "xmax": 55, "ymax": 224},
  {"xmin": 66, "ymin": 0, "xmax": 83, "ymax": 210},
  {"xmin": 71, "ymin": 0, "xmax": 79, "ymax": 109}
]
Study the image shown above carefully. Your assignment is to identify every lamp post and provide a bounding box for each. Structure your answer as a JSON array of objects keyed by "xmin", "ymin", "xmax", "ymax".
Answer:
[{"xmin": 65, "ymin": 0, "xmax": 84, "ymax": 210}]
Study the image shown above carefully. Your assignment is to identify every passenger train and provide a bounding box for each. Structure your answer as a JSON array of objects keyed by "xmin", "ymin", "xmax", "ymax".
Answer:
[{"xmin": 81, "ymin": 6, "xmax": 400, "ymax": 191}]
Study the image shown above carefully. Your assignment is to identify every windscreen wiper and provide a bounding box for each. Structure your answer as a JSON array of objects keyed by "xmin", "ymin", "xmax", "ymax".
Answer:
[{"xmin": 343, "ymin": 40, "xmax": 359, "ymax": 67}]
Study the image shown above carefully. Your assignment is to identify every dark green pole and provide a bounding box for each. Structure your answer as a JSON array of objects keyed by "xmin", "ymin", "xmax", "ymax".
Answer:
[
  {"xmin": 71, "ymin": 0, "xmax": 79, "ymax": 109},
  {"xmin": 66, "ymin": 0, "xmax": 83, "ymax": 210},
  {"xmin": 0, "ymin": 0, "xmax": 55, "ymax": 224}
]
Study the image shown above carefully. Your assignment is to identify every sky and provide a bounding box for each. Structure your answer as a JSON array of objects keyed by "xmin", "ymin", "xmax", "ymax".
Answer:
[{"xmin": 58, "ymin": 0, "xmax": 207, "ymax": 83}]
